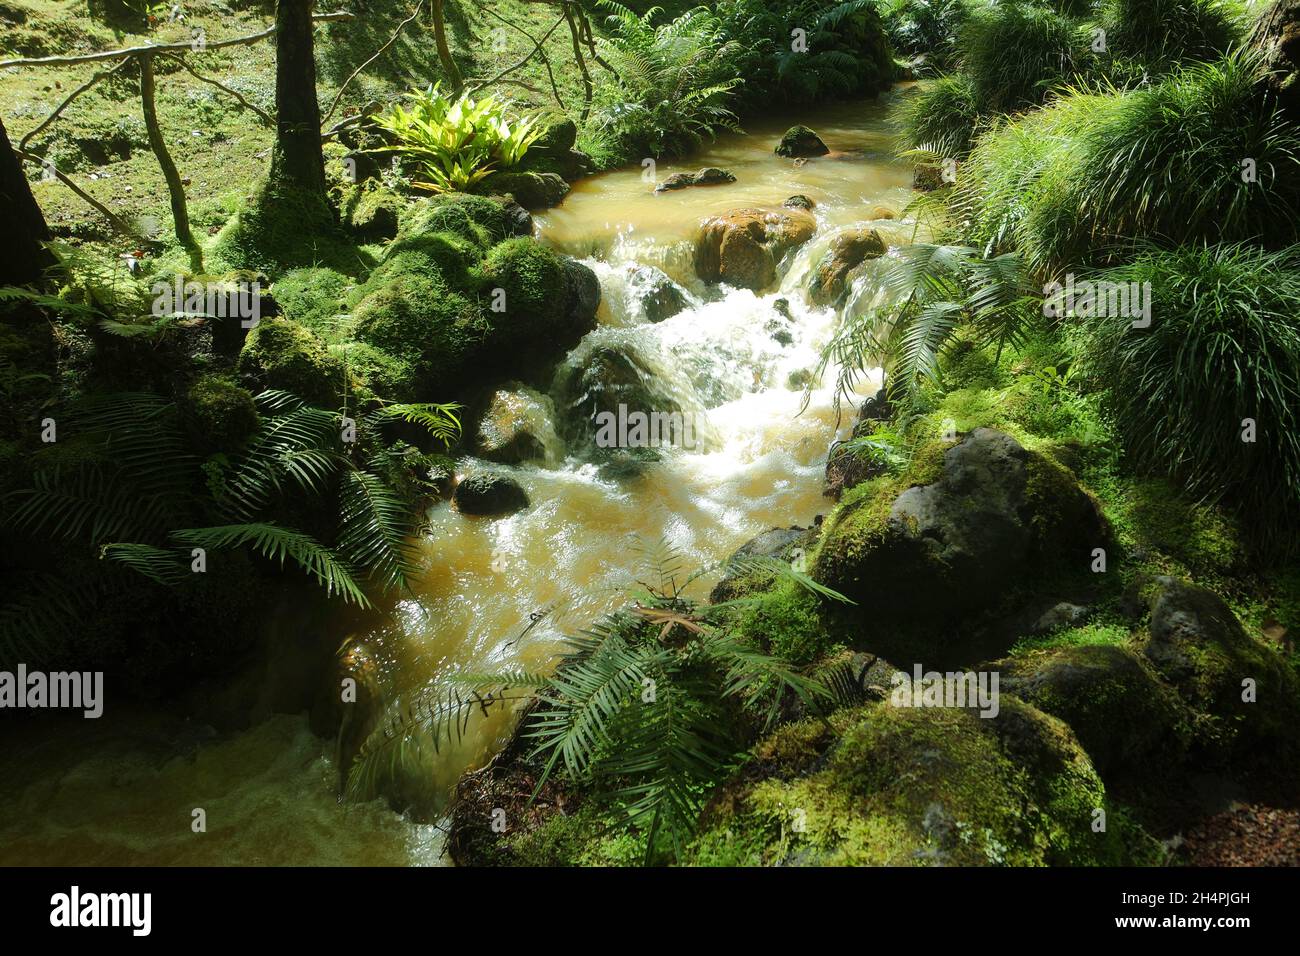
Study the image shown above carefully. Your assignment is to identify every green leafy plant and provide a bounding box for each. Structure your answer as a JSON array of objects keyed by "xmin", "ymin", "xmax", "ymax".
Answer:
[
  {"xmin": 590, "ymin": 1, "xmax": 744, "ymax": 160},
  {"xmin": 373, "ymin": 84, "xmax": 542, "ymax": 193},
  {"xmin": 817, "ymin": 243, "xmax": 1038, "ymax": 411},
  {"xmin": 1080, "ymin": 242, "xmax": 1300, "ymax": 554},
  {"xmin": 900, "ymin": 72, "xmax": 983, "ymax": 158}
]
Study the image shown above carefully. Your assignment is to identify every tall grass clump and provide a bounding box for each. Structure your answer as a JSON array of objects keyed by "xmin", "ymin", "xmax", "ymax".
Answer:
[
  {"xmin": 900, "ymin": 72, "xmax": 984, "ymax": 157},
  {"xmin": 1081, "ymin": 242, "xmax": 1300, "ymax": 554},
  {"xmin": 955, "ymin": 52, "xmax": 1300, "ymax": 271},
  {"xmin": 960, "ymin": 1, "xmax": 1085, "ymax": 112},
  {"xmin": 1100, "ymin": 0, "xmax": 1245, "ymax": 67},
  {"xmin": 881, "ymin": 0, "xmax": 970, "ymax": 70}
]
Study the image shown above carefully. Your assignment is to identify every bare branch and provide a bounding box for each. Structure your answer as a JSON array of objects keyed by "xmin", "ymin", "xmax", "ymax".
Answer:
[
  {"xmin": 321, "ymin": 3, "xmax": 421, "ymax": 126},
  {"xmin": 19, "ymin": 59, "xmax": 132, "ymax": 152},
  {"xmin": 16, "ymin": 149, "xmax": 138, "ymax": 239},
  {"xmin": 159, "ymin": 52, "xmax": 274, "ymax": 127}
]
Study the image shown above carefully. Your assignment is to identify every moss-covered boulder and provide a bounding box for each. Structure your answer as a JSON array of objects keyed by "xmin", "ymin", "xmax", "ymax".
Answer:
[
  {"xmin": 689, "ymin": 697, "xmax": 1150, "ymax": 866},
  {"xmin": 341, "ymin": 181, "xmax": 403, "ymax": 240},
  {"xmin": 182, "ymin": 373, "xmax": 261, "ymax": 454},
  {"xmin": 775, "ymin": 125, "xmax": 830, "ymax": 158},
  {"xmin": 553, "ymin": 340, "xmax": 682, "ymax": 453},
  {"xmin": 236, "ymin": 319, "xmax": 344, "ymax": 408},
  {"xmin": 271, "ymin": 267, "xmax": 350, "ymax": 337},
  {"xmin": 694, "ymin": 207, "xmax": 817, "ymax": 292},
  {"xmin": 807, "ymin": 228, "xmax": 887, "ymax": 307},
  {"xmin": 1140, "ymin": 577, "xmax": 1300, "ymax": 763},
  {"xmin": 813, "ymin": 428, "xmax": 1109, "ymax": 644},
  {"xmin": 399, "ymin": 192, "xmax": 532, "ymax": 246},
  {"xmin": 479, "ymin": 237, "xmax": 598, "ymax": 345},
  {"xmin": 995, "ymin": 643, "xmax": 1195, "ymax": 787},
  {"xmin": 481, "ymin": 170, "xmax": 570, "ymax": 211}
]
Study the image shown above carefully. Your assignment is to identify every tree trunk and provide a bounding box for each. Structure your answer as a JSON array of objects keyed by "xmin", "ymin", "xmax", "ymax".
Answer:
[
  {"xmin": 140, "ymin": 54, "xmax": 203, "ymax": 272},
  {"xmin": 271, "ymin": 0, "xmax": 327, "ymax": 197},
  {"xmin": 563, "ymin": 2, "xmax": 593, "ymax": 123},
  {"xmin": 1250, "ymin": 0, "xmax": 1300, "ymax": 120},
  {"xmin": 431, "ymin": 0, "xmax": 463, "ymax": 93},
  {"xmin": 0, "ymin": 115, "xmax": 55, "ymax": 289}
]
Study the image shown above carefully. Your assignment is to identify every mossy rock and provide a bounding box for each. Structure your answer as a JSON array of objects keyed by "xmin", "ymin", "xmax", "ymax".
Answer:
[
  {"xmin": 775, "ymin": 125, "xmax": 830, "ymax": 158},
  {"xmin": 732, "ymin": 578, "xmax": 834, "ymax": 666},
  {"xmin": 371, "ymin": 231, "xmax": 481, "ymax": 291},
  {"xmin": 352, "ymin": 273, "xmax": 492, "ymax": 396},
  {"xmin": 237, "ymin": 319, "xmax": 345, "ymax": 408},
  {"xmin": 807, "ymin": 228, "xmax": 887, "ymax": 307},
  {"xmin": 182, "ymin": 373, "xmax": 260, "ymax": 453},
  {"xmin": 812, "ymin": 428, "xmax": 1109, "ymax": 656},
  {"xmin": 690, "ymin": 697, "xmax": 1151, "ymax": 866},
  {"xmin": 342, "ymin": 181, "xmax": 403, "ymax": 240},
  {"xmin": 995, "ymin": 643, "xmax": 1195, "ymax": 787},
  {"xmin": 1140, "ymin": 577, "xmax": 1300, "ymax": 764},
  {"xmin": 478, "ymin": 237, "xmax": 599, "ymax": 346},
  {"xmin": 481, "ymin": 170, "xmax": 570, "ymax": 211},
  {"xmin": 211, "ymin": 179, "xmax": 360, "ymax": 280},
  {"xmin": 271, "ymin": 267, "xmax": 350, "ymax": 338},
  {"xmin": 399, "ymin": 193, "xmax": 530, "ymax": 248},
  {"xmin": 333, "ymin": 341, "xmax": 417, "ymax": 404}
]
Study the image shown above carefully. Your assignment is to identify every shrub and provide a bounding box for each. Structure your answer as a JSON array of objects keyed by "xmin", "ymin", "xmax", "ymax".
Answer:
[
  {"xmin": 1100, "ymin": 0, "xmax": 1244, "ymax": 67},
  {"xmin": 960, "ymin": 1, "xmax": 1084, "ymax": 112},
  {"xmin": 590, "ymin": 2, "xmax": 743, "ymax": 160},
  {"xmin": 900, "ymin": 72, "xmax": 983, "ymax": 157},
  {"xmin": 955, "ymin": 53, "xmax": 1300, "ymax": 271},
  {"xmin": 1080, "ymin": 242, "xmax": 1300, "ymax": 553},
  {"xmin": 372, "ymin": 84, "xmax": 542, "ymax": 194}
]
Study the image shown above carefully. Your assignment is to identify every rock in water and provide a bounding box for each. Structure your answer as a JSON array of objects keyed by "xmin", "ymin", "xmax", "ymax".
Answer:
[
  {"xmin": 694, "ymin": 207, "xmax": 817, "ymax": 292},
  {"xmin": 808, "ymin": 228, "xmax": 888, "ymax": 307},
  {"xmin": 775, "ymin": 125, "xmax": 830, "ymax": 158},
  {"xmin": 453, "ymin": 471, "xmax": 530, "ymax": 517},
  {"xmin": 475, "ymin": 388, "xmax": 553, "ymax": 465},
  {"xmin": 654, "ymin": 167, "xmax": 737, "ymax": 193},
  {"xmin": 626, "ymin": 265, "xmax": 689, "ymax": 323}
]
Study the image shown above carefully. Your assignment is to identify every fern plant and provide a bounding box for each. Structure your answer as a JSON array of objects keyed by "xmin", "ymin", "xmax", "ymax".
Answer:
[
  {"xmin": 346, "ymin": 539, "xmax": 853, "ymax": 862},
  {"xmin": 816, "ymin": 243, "xmax": 1038, "ymax": 411},
  {"xmin": 590, "ymin": 1, "xmax": 744, "ymax": 160}
]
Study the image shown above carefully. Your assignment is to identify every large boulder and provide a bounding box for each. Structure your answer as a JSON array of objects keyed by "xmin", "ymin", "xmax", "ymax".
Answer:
[
  {"xmin": 995, "ymin": 643, "xmax": 1194, "ymax": 787},
  {"xmin": 553, "ymin": 340, "xmax": 682, "ymax": 451},
  {"xmin": 474, "ymin": 387, "xmax": 556, "ymax": 465},
  {"xmin": 625, "ymin": 264, "xmax": 689, "ymax": 323},
  {"xmin": 482, "ymin": 170, "xmax": 570, "ymax": 211},
  {"xmin": 689, "ymin": 696, "xmax": 1148, "ymax": 866},
  {"xmin": 1250, "ymin": 0, "xmax": 1300, "ymax": 121},
  {"xmin": 813, "ymin": 428, "xmax": 1110, "ymax": 639},
  {"xmin": 694, "ymin": 207, "xmax": 817, "ymax": 292},
  {"xmin": 775, "ymin": 125, "xmax": 829, "ymax": 158},
  {"xmin": 1141, "ymin": 577, "xmax": 1300, "ymax": 762},
  {"xmin": 807, "ymin": 228, "xmax": 888, "ymax": 307}
]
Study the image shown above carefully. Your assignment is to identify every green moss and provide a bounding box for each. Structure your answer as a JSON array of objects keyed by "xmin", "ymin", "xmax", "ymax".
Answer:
[
  {"xmin": 237, "ymin": 319, "xmax": 345, "ymax": 408},
  {"xmin": 183, "ymin": 373, "xmax": 260, "ymax": 453},
  {"xmin": 331, "ymin": 341, "xmax": 416, "ymax": 404},
  {"xmin": 733, "ymin": 579, "xmax": 832, "ymax": 666},
  {"xmin": 691, "ymin": 699, "xmax": 1152, "ymax": 866},
  {"xmin": 352, "ymin": 273, "xmax": 492, "ymax": 394},
  {"xmin": 399, "ymin": 193, "xmax": 519, "ymax": 248},
  {"xmin": 1011, "ymin": 621, "xmax": 1131, "ymax": 654},
  {"xmin": 272, "ymin": 267, "xmax": 351, "ymax": 340},
  {"xmin": 1127, "ymin": 478, "xmax": 1244, "ymax": 576},
  {"xmin": 476, "ymin": 236, "xmax": 568, "ymax": 328},
  {"xmin": 371, "ymin": 231, "xmax": 481, "ymax": 291}
]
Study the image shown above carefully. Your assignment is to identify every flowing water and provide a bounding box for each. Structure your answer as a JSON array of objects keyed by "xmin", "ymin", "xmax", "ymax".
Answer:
[{"xmin": 0, "ymin": 96, "xmax": 913, "ymax": 865}]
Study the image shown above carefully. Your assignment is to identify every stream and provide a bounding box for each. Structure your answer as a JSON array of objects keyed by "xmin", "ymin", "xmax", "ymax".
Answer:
[{"xmin": 0, "ymin": 96, "xmax": 912, "ymax": 865}]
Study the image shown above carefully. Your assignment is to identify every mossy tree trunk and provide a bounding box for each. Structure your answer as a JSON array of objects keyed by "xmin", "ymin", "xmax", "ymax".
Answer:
[
  {"xmin": 140, "ymin": 53, "xmax": 203, "ymax": 272},
  {"xmin": 431, "ymin": 0, "xmax": 462, "ymax": 93},
  {"xmin": 271, "ymin": 0, "xmax": 328, "ymax": 199},
  {"xmin": 0, "ymin": 115, "xmax": 55, "ymax": 289},
  {"xmin": 1251, "ymin": 0, "xmax": 1300, "ymax": 120}
]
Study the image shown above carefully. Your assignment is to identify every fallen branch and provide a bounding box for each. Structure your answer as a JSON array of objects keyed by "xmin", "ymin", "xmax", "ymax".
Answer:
[
  {"xmin": 321, "ymin": 3, "xmax": 421, "ymax": 126},
  {"xmin": 19, "ymin": 58, "xmax": 132, "ymax": 152},
  {"xmin": 465, "ymin": 13, "xmax": 568, "ymax": 102},
  {"xmin": 16, "ymin": 149, "xmax": 138, "ymax": 239},
  {"xmin": 160, "ymin": 52, "xmax": 274, "ymax": 127},
  {"xmin": 480, "ymin": 6, "xmax": 566, "ymax": 110},
  {"xmin": 0, "ymin": 12, "xmax": 354, "ymax": 69}
]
